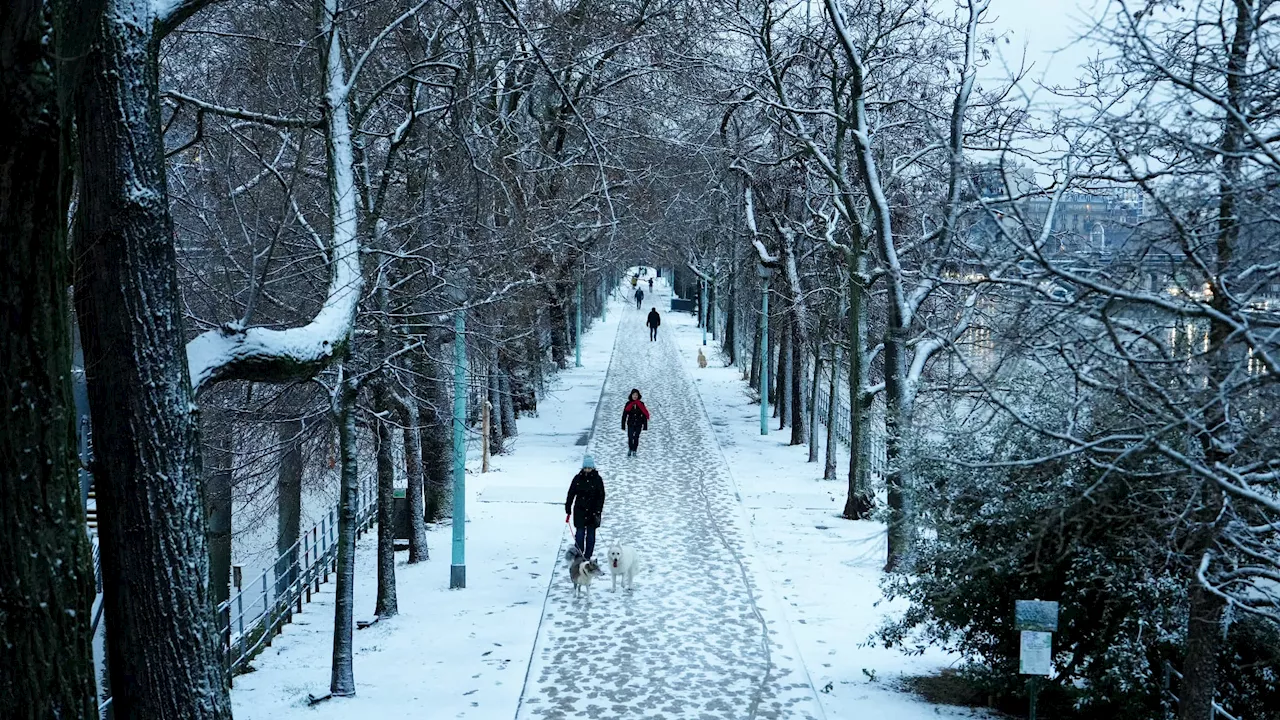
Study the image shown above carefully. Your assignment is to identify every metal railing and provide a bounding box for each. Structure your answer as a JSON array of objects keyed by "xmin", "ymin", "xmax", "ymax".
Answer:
[
  {"xmin": 1163, "ymin": 662, "xmax": 1240, "ymax": 720},
  {"xmin": 812, "ymin": 381, "xmax": 888, "ymax": 480},
  {"xmin": 219, "ymin": 482, "xmax": 377, "ymax": 679},
  {"xmin": 90, "ymin": 481, "xmax": 378, "ymax": 715}
]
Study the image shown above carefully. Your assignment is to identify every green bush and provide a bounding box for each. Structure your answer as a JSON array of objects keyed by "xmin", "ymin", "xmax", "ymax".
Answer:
[{"xmin": 882, "ymin": 417, "xmax": 1279, "ymax": 718}]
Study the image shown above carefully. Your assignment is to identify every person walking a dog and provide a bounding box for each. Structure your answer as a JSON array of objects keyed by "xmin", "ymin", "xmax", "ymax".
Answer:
[
  {"xmin": 565, "ymin": 456, "xmax": 606, "ymax": 559},
  {"xmin": 646, "ymin": 307, "xmax": 661, "ymax": 341},
  {"xmin": 621, "ymin": 389, "xmax": 650, "ymax": 457},
  {"xmin": 634, "ymin": 287, "xmax": 644, "ymax": 309}
]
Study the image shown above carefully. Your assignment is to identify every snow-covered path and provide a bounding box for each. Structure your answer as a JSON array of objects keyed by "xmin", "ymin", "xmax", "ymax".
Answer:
[{"xmin": 515, "ymin": 285, "xmax": 825, "ymax": 720}]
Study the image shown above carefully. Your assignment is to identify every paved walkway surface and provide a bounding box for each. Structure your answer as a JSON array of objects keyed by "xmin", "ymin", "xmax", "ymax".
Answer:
[{"xmin": 515, "ymin": 282, "xmax": 824, "ymax": 720}]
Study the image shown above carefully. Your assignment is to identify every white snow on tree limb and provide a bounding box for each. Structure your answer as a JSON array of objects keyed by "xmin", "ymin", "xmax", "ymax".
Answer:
[{"xmin": 186, "ymin": 3, "xmax": 363, "ymax": 394}]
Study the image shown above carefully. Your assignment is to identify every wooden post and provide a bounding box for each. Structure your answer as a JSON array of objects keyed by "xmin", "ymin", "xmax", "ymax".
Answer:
[{"xmin": 482, "ymin": 400, "xmax": 491, "ymax": 473}]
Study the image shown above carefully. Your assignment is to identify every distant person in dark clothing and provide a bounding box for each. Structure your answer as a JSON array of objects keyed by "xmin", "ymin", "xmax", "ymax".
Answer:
[
  {"xmin": 634, "ymin": 288, "xmax": 644, "ymax": 309},
  {"xmin": 648, "ymin": 277, "xmax": 653, "ymax": 291},
  {"xmin": 565, "ymin": 456, "xmax": 606, "ymax": 559},
  {"xmin": 646, "ymin": 308, "xmax": 661, "ymax": 341},
  {"xmin": 621, "ymin": 389, "xmax": 650, "ymax": 457}
]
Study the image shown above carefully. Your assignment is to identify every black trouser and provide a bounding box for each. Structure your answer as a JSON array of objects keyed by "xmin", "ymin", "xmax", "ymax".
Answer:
[
  {"xmin": 574, "ymin": 526, "xmax": 597, "ymax": 558},
  {"xmin": 635, "ymin": 298, "xmax": 642, "ymax": 309},
  {"xmin": 627, "ymin": 424, "xmax": 642, "ymax": 452},
  {"xmin": 649, "ymin": 326, "xmax": 658, "ymax": 341}
]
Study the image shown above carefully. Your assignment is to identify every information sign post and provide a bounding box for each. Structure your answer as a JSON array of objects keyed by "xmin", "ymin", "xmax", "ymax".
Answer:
[{"xmin": 1015, "ymin": 600, "xmax": 1059, "ymax": 720}]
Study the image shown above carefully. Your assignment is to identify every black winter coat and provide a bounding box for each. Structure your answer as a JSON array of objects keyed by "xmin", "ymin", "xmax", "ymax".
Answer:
[
  {"xmin": 565, "ymin": 469, "xmax": 606, "ymax": 528},
  {"xmin": 646, "ymin": 309, "xmax": 661, "ymax": 328}
]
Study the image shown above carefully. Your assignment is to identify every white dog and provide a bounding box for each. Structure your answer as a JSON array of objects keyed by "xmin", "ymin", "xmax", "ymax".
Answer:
[{"xmin": 607, "ymin": 544, "xmax": 639, "ymax": 592}]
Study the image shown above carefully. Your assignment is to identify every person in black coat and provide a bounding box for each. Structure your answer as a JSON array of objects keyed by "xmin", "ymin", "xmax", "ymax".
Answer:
[
  {"xmin": 646, "ymin": 307, "xmax": 661, "ymax": 341},
  {"xmin": 634, "ymin": 287, "xmax": 644, "ymax": 309},
  {"xmin": 565, "ymin": 455, "xmax": 606, "ymax": 558}
]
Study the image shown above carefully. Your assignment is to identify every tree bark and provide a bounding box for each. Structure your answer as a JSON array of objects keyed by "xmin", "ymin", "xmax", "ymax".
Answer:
[
  {"xmin": 749, "ymin": 305, "xmax": 762, "ymax": 390},
  {"xmin": 416, "ymin": 351, "xmax": 451, "ymax": 522},
  {"xmin": 498, "ymin": 363, "xmax": 517, "ymax": 437},
  {"xmin": 843, "ymin": 268, "xmax": 874, "ymax": 520},
  {"xmin": 824, "ymin": 344, "xmax": 841, "ymax": 480},
  {"xmin": 73, "ymin": 2, "xmax": 230, "ymax": 715},
  {"xmin": 275, "ymin": 417, "xmax": 304, "ymax": 598},
  {"xmin": 808, "ymin": 341, "xmax": 823, "ymax": 462},
  {"xmin": 203, "ymin": 415, "xmax": 233, "ymax": 609},
  {"xmin": 373, "ymin": 387, "xmax": 398, "ymax": 619},
  {"xmin": 776, "ymin": 320, "xmax": 789, "ymax": 427},
  {"xmin": 397, "ymin": 396, "xmax": 428, "ymax": 563},
  {"xmin": 488, "ymin": 355, "xmax": 504, "ymax": 454},
  {"xmin": 1177, "ymin": 7, "xmax": 1251, "ymax": 712},
  {"xmin": 1178, "ymin": 553, "xmax": 1225, "ymax": 720},
  {"xmin": 724, "ymin": 265, "xmax": 737, "ymax": 366},
  {"xmin": 549, "ymin": 283, "xmax": 569, "ymax": 368},
  {"xmin": 882, "ymin": 325, "xmax": 912, "ymax": 571},
  {"xmin": 790, "ymin": 318, "xmax": 808, "ymax": 447},
  {"xmin": 329, "ymin": 377, "xmax": 358, "ymax": 696},
  {"xmin": 0, "ymin": 2, "xmax": 99, "ymax": 712}
]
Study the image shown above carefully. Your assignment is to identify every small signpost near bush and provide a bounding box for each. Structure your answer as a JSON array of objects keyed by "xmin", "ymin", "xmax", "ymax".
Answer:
[{"xmin": 1016, "ymin": 600, "xmax": 1059, "ymax": 720}]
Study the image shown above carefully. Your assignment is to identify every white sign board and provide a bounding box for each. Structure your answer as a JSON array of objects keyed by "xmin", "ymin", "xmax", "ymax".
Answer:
[{"xmin": 1019, "ymin": 631, "xmax": 1052, "ymax": 676}]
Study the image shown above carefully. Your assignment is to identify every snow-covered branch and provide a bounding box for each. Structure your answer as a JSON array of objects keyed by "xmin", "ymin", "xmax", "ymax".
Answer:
[{"xmin": 186, "ymin": 0, "xmax": 363, "ymax": 394}]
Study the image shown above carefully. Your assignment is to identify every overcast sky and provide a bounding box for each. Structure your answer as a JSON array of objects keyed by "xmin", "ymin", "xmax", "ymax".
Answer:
[{"xmin": 985, "ymin": 0, "xmax": 1107, "ymax": 95}]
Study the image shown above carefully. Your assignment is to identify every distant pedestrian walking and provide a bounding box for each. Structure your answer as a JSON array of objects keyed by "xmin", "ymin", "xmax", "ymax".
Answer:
[
  {"xmin": 634, "ymin": 288, "xmax": 644, "ymax": 309},
  {"xmin": 647, "ymin": 277, "xmax": 653, "ymax": 291},
  {"xmin": 646, "ymin": 308, "xmax": 661, "ymax": 341},
  {"xmin": 565, "ymin": 456, "xmax": 606, "ymax": 559},
  {"xmin": 621, "ymin": 389, "xmax": 650, "ymax": 457}
]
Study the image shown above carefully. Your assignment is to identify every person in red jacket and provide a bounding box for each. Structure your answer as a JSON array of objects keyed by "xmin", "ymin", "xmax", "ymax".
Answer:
[{"xmin": 621, "ymin": 388, "xmax": 650, "ymax": 457}]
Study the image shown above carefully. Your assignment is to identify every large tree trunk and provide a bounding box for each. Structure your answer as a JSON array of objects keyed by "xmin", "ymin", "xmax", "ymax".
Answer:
[
  {"xmin": 843, "ymin": 269, "xmax": 874, "ymax": 520},
  {"xmin": 204, "ymin": 415, "xmax": 233, "ymax": 609},
  {"xmin": 417, "ymin": 351, "xmax": 452, "ymax": 522},
  {"xmin": 373, "ymin": 387, "xmax": 398, "ymax": 619},
  {"xmin": 882, "ymin": 326, "xmax": 913, "ymax": 571},
  {"xmin": 275, "ymin": 416, "xmax": 304, "ymax": 599},
  {"xmin": 549, "ymin": 284, "xmax": 569, "ymax": 368},
  {"xmin": 398, "ymin": 395, "xmax": 428, "ymax": 563},
  {"xmin": 488, "ymin": 355, "xmax": 505, "ymax": 454},
  {"xmin": 808, "ymin": 339, "xmax": 823, "ymax": 462},
  {"xmin": 73, "ymin": 2, "xmax": 230, "ymax": 715},
  {"xmin": 1178, "ymin": 9, "xmax": 1250, "ymax": 709},
  {"xmin": 0, "ymin": 2, "xmax": 98, "ymax": 711},
  {"xmin": 329, "ymin": 378, "xmax": 359, "ymax": 697},
  {"xmin": 790, "ymin": 318, "xmax": 808, "ymax": 447},
  {"xmin": 498, "ymin": 362, "xmax": 517, "ymax": 438},
  {"xmin": 724, "ymin": 265, "xmax": 737, "ymax": 366},
  {"xmin": 776, "ymin": 321, "xmax": 789, "ymax": 426},
  {"xmin": 824, "ymin": 344, "xmax": 841, "ymax": 480},
  {"xmin": 1178, "ymin": 546, "xmax": 1225, "ymax": 720},
  {"xmin": 749, "ymin": 306, "xmax": 762, "ymax": 389},
  {"xmin": 709, "ymin": 280, "xmax": 717, "ymax": 339}
]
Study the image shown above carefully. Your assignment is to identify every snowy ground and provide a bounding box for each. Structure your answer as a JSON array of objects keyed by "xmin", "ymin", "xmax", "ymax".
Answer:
[
  {"xmin": 663, "ymin": 303, "xmax": 992, "ymax": 720},
  {"xmin": 230, "ymin": 291, "xmax": 624, "ymax": 719},
  {"xmin": 515, "ymin": 280, "xmax": 822, "ymax": 720},
  {"xmin": 230, "ymin": 273, "xmax": 991, "ymax": 720}
]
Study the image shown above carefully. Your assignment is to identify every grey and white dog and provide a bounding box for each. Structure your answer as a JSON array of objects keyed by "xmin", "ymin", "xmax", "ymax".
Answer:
[{"xmin": 568, "ymin": 553, "xmax": 603, "ymax": 600}]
